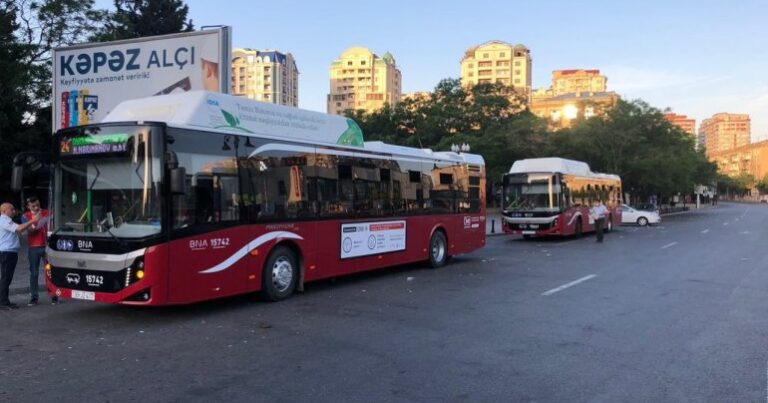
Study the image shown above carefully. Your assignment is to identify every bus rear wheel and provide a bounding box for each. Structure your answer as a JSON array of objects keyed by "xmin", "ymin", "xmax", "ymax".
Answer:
[
  {"xmin": 260, "ymin": 246, "xmax": 298, "ymax": 302},
  {"xmin": 428, "ymin": 230, "xmax": 448, "ymax": 268}
]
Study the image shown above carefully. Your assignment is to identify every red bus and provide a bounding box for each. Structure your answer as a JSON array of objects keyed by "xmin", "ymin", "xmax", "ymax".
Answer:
[
  {"xmin": 501, "ymin": 158, "xmax": 621, "ymax": 237},
  {"xmin": 40, "ymin": 92, "xmax": 486, "ymax": 305}
]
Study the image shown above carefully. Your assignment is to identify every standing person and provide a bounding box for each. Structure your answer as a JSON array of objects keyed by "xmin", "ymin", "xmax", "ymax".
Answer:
[
  {"xmin": 0, "ymin": 202, "xmax": 39, "ymax": 310},
  {"xmin": 590, "ymin": 200, "xmax": 608, "ymax": 243},
  {"xmin": 21, "ymin": 196, "xmax": 52, "ymax": 306}
]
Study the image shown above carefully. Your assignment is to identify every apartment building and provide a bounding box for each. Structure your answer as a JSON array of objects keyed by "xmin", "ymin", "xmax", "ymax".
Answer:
[
  {"xmin": 699, "ymin": 113, "xmax": 751, "ymax": 155},
  {"xmin": 231, "ymin": 48, "xmax": 299, "ymax": 107},
  {"xmin": 709, "ymin": 140, "xmax": 768, "ymax": 182},
  {"xmin": 663, "ymin": 112, "xmax": 697, "ymax": 145},
  {"xmin": 327, "ymin": 47, "xmax": 402, "ymax": 115},
  {"xmin": 460, "ymin": 40, "xmax": 532, "ymax": 103},
  {"xmin": 531, "ymin": 91, "xmax": 619, "ymax": 128},
  {"xmin": 533, "ymin": 69, "xmax": 607, "ymax": 101}
]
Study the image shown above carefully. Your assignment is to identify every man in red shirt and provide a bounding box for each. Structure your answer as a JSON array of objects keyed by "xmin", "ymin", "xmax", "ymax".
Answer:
[{"xmin": 21, "ymin": 196, "xmax": 53, "ymax": 306}]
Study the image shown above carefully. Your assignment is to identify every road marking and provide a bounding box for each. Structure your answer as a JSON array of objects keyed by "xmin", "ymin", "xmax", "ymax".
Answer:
[
  {"xmin": 542, "ymin": 274, "xmax": 597, "ymax": 296},
  {"xmin": 700, "ymin": 228, "xmax": 710, "ymax": 234},
  {"xmin": 661, "ymin": 242, "xmax": 678, "ymax": 249}
]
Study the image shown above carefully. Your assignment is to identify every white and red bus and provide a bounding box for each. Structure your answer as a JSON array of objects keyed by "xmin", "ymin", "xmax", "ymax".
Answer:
[
  {"xmin": 40, "ymin": 91, "xmax": 486, "ymax": 305},
  {"xmin": 501, "ymin": 158, "xmax": 621, "ymax": 237}
]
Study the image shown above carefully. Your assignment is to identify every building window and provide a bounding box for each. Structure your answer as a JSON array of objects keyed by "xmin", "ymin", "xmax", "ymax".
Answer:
[
  {"xmin": 514, "ymin": 79, "xmax": 520, "ymax": 84},
  {"xmin": 499, "ymin": 52, "xmax": 505, "ymax": 57},
  {"xmin": 468, "ymin": 63, "xmax": 474, "ymax": 68},
  {"xmin": 514, "ymin": 61, "xmax": 521, "ymax": 66},
  {"xmin": 347, "ymin": 61, "xmax": 353, "ymax": 66},
  {"xmin": 514, "ymin": 69, "xmax": 521, "ymax": 75},
  {"xmin": 361, "ymin": 61, "xmax": 366, "ymax": 65},
  {"xmin": 482, "ymin": 53, "xmax": 489, "ymax": 58}
]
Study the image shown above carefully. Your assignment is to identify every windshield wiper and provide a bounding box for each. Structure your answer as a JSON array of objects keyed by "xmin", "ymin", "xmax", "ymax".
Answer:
[{"xmin": 105, "ymin": 227, "xmax": 128, "ymax": 249}]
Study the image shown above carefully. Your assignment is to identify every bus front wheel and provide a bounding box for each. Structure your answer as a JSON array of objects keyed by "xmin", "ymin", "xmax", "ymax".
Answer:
[
  {"xmin": 428, "ymin": 230, "xmax": 448, "ymax": 268},
  {"xmin": 260, "ymin": 246, "xmax": 298, "ymax": 302}
]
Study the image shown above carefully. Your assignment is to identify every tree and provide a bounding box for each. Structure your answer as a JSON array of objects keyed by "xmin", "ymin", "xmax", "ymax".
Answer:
[
  {"xmin": 548, "ymin": 99, "xmax": 718, "ymax": 202},
  {"xmin": 0, "ymin": 0, "xmax": 101, "ymax": 195},
  {"xmin": 755, "ymin": 175, "xmax": 768, "ymax": 195},
  {"xmin": 91, "ymin": 0, "xmax": 194, "ymax": 42}
]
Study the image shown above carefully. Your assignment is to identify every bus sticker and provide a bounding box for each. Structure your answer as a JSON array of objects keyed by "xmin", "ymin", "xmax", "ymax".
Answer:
[{"xmin": 340, "ymin": 220, "xmax": 406, "ymax": 259}]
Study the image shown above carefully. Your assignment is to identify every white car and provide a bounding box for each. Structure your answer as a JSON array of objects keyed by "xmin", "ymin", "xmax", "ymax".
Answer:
[{"xmin": 620, "ymin": 204, "xmax": 661, "ymax": 226}]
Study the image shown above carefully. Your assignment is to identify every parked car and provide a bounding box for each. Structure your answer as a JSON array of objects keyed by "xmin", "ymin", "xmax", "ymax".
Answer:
[
  {"xmin": 620, "ymin": 204, "xmax": 661, "ymax": 226},
  {"xmin": 633, "ymin": 203, "xmax": 660, "ymax": 213}
]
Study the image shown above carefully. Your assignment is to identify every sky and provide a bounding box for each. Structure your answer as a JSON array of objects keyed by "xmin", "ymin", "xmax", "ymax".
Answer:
[{"xmin": 98, "ymin": 0, "xmax": 768, "ymax": 140}]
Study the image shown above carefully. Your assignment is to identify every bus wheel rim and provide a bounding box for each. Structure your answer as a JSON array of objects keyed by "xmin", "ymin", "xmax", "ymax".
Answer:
[
  {"xmin": 432, "ymin": 236, "xmax": 445, "ymax": 262},
  {"xmin": 272, "ymin": 257, "xmax": 293, "ymax": 292}
]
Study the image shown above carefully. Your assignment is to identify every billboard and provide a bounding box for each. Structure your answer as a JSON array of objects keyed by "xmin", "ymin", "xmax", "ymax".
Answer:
[{"xmin": 52, "ymin": 27, "xmax": 231, "ymax": 132}]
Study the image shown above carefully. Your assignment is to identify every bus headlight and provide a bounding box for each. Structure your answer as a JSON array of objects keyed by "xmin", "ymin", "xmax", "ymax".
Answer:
[{"xmin": 125, "ymin": 257, "xmax": 146, "ymax": 287}]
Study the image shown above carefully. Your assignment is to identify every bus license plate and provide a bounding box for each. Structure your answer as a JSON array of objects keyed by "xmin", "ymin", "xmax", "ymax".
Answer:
[
  {"xmin": 522, "ymin": 230, "xmax": 536, "ymax": 235},
  {"xmin": 71, "ymin": 290, "xmax": 95, "ymax": 300}
]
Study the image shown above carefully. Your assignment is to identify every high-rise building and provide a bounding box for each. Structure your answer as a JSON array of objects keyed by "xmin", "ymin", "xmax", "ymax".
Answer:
[
  {"xmin": 460, "ymin": 40, "xmax": 532, "ymax": 103},
  {"xmin": 231, "ymin": 48, "xmax": 299, "ymax": 107},
  {"xmin": 327, "ymin": 47, "xmax": 402, "ymax": 115},
  {"xmin": 699, "ymin": 113, "xmax": 751, "ymax": 156},
  {"xmin": 551, "ymin": 69, "xmax": 606, "ymax": 96},
  {"xmin": 530, "ymin": 69, "xmax": 615, "ymax": 128},
  {"xmin": 530, "ymin": 91, "xmax": 620, "ymax": 128},
  {"xmin": 664, "ymin": 113, "xmax": 696, "ymax": 144}
]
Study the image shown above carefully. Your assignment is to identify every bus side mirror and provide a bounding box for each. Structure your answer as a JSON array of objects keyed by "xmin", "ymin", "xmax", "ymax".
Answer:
[
  {"xmin": 11, "ymin": 164, "xmax": 23, "ymax": 192},
  {"xmin": 170, "ymin": 167, "xmax": 186, "ymax": 195}
]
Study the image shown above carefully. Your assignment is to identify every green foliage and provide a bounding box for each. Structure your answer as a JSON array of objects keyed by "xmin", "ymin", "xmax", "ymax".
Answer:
[
  {"xmin": 0, "ymin": 0, "xmax": 101, "ymax": 195},
  {"xmin": 755, "ymin": 175, "xmax": 768, "ymax": 195},
  {"xmin": 716, "ymin": 173, "xmax": 751, "ymax": 197},
  {"xmin": 90, "ymin": 0, "xmax": 194, "ymax": 42}
]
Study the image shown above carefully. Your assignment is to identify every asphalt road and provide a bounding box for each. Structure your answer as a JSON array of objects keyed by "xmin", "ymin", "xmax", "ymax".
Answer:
[{"xmin": 1, "ymin": 202, "xmax": 767, "ymax": 402}]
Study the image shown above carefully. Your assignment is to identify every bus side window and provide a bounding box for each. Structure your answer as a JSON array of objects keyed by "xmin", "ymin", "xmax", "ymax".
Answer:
[{"xmin": 168, "ymin": 129, "xmax": 239, "ymax": 229}]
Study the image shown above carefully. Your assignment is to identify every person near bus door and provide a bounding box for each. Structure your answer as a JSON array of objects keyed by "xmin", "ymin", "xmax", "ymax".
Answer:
[
  {"xmin": 590, "ymin": 200, "xmax": 608, "ymax": 243},
  {"xmin": 21, "ymin": 196, "xmax": 55, "ymax": 306},
  {"xmin": 0, "ymin": 202, "xmax": 39, "ymax": 310}
]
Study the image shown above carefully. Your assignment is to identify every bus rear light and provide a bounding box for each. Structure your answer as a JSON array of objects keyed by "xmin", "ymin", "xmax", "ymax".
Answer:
[
  {"xmin": 250, "ymin": 249, "xmax": 259, "ymax": 256},
  {"xmin": 249, "ymin": 274, "xmax": 256, "ymax": 280}
]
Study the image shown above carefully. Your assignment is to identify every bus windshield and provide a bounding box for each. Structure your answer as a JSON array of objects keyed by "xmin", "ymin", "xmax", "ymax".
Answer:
[
  {"xmin": 55, "ymin": 125, "xmax": 162, "ymax": 238},
  {"xmin": 502, "ymin": 173, "xmax": 561, "ymax": 212}
]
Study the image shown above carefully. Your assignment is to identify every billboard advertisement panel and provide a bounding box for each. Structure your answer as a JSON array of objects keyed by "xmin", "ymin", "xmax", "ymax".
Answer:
[{"xmin": 52, "ymin": 28, "xmax": 231, "ymax": 132}]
